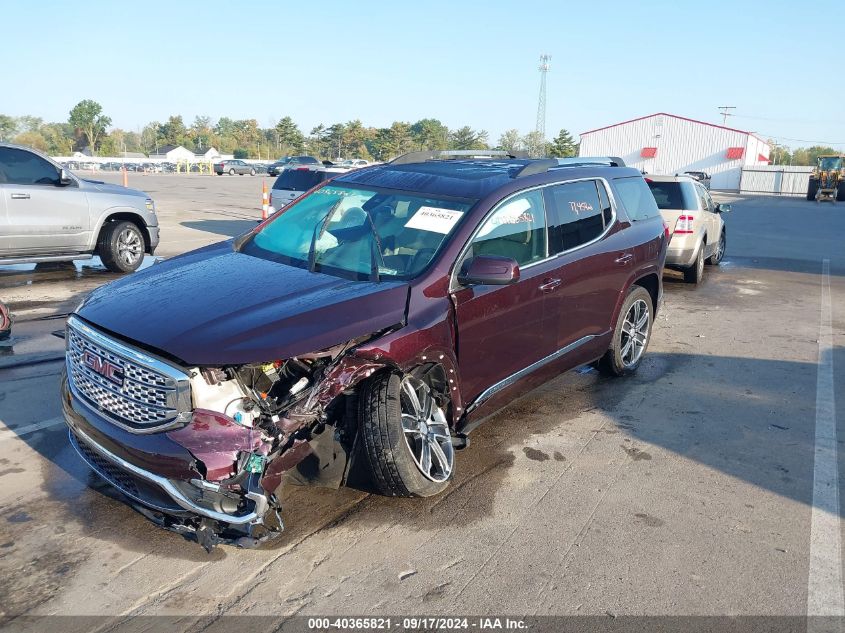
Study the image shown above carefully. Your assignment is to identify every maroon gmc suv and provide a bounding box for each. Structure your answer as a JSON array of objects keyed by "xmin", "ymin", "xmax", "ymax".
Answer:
[{"xmin": 62, "ymin": 151, "xmax": 667, "ymax": 549}]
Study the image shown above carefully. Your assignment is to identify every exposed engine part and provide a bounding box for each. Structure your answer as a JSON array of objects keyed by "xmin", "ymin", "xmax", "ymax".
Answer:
[
  {"xmin": 190, "ymin": 370, "xmax": 259, "ymax": 427},
  {"xmin": 161, "ymin": 331, "xmax": 398, "ymax": 549}
]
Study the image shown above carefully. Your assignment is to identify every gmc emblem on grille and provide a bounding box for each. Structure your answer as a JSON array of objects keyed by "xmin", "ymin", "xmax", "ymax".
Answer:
[{"xmin": 82, "ymin": 350, "xmax": 125, "ymax": 386}]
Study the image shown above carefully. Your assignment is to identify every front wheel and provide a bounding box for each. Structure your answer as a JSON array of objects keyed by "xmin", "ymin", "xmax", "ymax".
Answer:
[
  {"xmin": 359, "ymin": 372, "xmax": 454, "ymax": 497},
  {"xmin": 597, "ymin": 285, "xmax": 653, "ymax": 377},
  {"xmin": 837, "ymin": 185, "xmax": 845, "ymax": 202},
  {"xmin": 228, "ymin": 168, "xmax": 235, "ymax": 175},
  {"xmin": 249, "ymin": 169, "xmax": 256, "ymax": 176},
  {"xmin": 808, "ymin": 179, "xmax": 818, "ymax": 201},
  {"xmin": 706, "ymin": 230, "xmax": 726, "ymax": 265},
  {"xmin": 98, "ymin": 221, "xmax": 144, "ymax": 273}
]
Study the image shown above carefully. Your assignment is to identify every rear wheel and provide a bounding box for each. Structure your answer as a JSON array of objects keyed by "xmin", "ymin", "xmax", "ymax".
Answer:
[
  {"xmin": 596, "ymin": 286, "xmax": 653, "ymax": 377},
  {"xmin": 837, "ymin": 184, "xmax": 845, "ymax": 202},
  {"xmin": 706, "ymin": 230, "xmax": 726, "ymax": 265},
  {"xmin": 98, "ymin": 221, "xmax": 144, "ymax": 273},
  {"xmin": 683, "ymin": 245, "xmax": 705, "ymax": 284},
  {"xmin": 249, "ymin": 169, "xmax": 256, "ymax": 176},
  {"xmin": 807, "ymin": 179, "xmax": 819, "ymax": 201},
  {"xmin": 228, "ymin": 168, "xmax": 235, "ymax": 175},
  {"xmin": 0, "ymin": 300, "xmax": 11, "ymax": 341},
  {"xmin": 359, "ymin": 372, "xmax": 454, "ymax": 497}
]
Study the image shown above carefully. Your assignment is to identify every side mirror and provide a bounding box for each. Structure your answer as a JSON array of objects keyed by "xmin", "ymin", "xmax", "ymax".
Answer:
[
  {"xmin": 458, "ymin": 255, "xmax": 520, "ymax": 286},
  {"xmin": 59, "ymin": 168, "xmax": 74, "ymax": 186},
  {"xmin": 715, "ymin": 203, "xmax": 731, "ymax": 213}
]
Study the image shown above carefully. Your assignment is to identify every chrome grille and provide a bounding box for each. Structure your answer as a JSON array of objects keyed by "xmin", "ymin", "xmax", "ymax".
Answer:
[{"xmin": 66, "ymin": 316, "xmax": 191, "ymax": 433}]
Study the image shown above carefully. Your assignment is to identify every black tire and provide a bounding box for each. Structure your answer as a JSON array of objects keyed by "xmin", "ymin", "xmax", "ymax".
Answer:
[
  {"xmin": 249, "ymin": 169, "xmax": 256, "ymax": 176},
  {"xmin": 837, "ymin": 184, "xmax": 845, "ymax": 202},
  {"xmin": 807, "ymin": 179, "xmax": 818, "ymax": 201},
  {"xmin": 228, "ymin": 168, "xmax": 235, "ymax": 175},
  {"xmin": 359, "ymin": 372, "xmax": 453, "ymax": 498},
  {"xmin": 97, "ymin": 220, "xmax": 144, "ymax": 273},
  {"xmin": 596, "ymin": 285, "xmax": 653, "ymax": 377},
  {"xmin": 0, "ymin": 301, "xmax": 11, "ymax": 341},
  {"xmin": 706, "ymin": 230, "xmax": 726, "ymax": 265},
  {"xmin": 683, "ymin": 245, "xmax": 705, "ymax": 284}
]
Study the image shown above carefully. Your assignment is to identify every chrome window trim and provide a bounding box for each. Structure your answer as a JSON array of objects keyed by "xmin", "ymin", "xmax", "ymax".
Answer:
[
  {"xmin": 450, "ymin": 176, "xmax": 620, "ymax": 292},
  {"xmin": 465, "ymin": 334, "xmax": 597, "ymax": 413}
]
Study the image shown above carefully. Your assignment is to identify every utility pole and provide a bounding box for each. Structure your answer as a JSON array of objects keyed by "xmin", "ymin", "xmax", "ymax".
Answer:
[
  {"xmin": 718, "ymin": 106, "xmax": 736, "ymax": 126},
  {"xmin": 535, "ymin": 54, "xmax": 551, "ymax": 157}
]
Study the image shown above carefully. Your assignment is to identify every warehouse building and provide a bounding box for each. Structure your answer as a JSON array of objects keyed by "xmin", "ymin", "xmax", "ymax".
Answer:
[{"xmin": 579, "ymin": 113, "xmax": 771, "ymax": 190}]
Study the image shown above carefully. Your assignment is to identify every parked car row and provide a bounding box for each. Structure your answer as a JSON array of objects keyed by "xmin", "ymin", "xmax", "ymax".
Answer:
[{"xmin": 61, "ymin": 151, "xmax": 676, "ymax": 549}]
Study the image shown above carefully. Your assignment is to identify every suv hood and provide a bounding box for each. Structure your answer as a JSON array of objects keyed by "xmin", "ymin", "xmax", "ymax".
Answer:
[
  {"xmin": 79, "ymin": 178, "xmax": 148, "ymax": 198},
  {"xmin": 77, "ymin": 241, "xmax": 409, "ymax": 366}
]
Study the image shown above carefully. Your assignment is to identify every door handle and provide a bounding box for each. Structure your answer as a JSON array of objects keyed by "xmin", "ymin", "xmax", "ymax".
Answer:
[
  {"xmin": 10, "ymin": 193, "xmax": 30, "ymax": 200},
  {"xmin": 539, "ymin": 278, "xmax": 562, "ymax": 292},
  {"xmin": 614, "ymin": 253, "xmax": 634, "ymax": 265}
]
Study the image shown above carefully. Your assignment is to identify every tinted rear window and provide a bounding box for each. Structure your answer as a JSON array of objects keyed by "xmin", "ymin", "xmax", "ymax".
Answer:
[
  {"xmin": 273, "ymin": 170, "xmax": 323, "ymax": 191},
  {"xmin": 646, "ymin": 181, "xmax": 697, "ymax": 210},
  {"xmin": 613, "ymin": 176, "xmax": 661, "ymax": 221}
]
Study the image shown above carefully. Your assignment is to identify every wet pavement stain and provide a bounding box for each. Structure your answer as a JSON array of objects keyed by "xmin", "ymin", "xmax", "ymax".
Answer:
[
  {"xmin": 553, "ymin": 451, "xmax": 566, "ymax": 462},
  {"xmin": 523, "ymin": 447, "xmax": 550, "ymax": 462},
  {"xmin": 0, "ymin": 468, "xmax": 25, "ymax": 477},
  {"xmin": 422, "ymin": 582, "xmax": 452, "ymax": 603},
  {"xmin": 622, "ymin": 446, "xmax": 652, "ymax": 461},
  {"xmin": 6, "ymin": 511, "xmax": 32, "ymax": 523},
  {"xmin": 633, "ymin": 513, "xmax": 665, "ymax": 527}
]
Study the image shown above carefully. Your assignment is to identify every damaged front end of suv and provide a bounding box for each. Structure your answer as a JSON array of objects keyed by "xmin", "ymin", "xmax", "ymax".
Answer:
[{"xmin": 62, "ymin": 315, "xmax": 398, "ymax": 551}]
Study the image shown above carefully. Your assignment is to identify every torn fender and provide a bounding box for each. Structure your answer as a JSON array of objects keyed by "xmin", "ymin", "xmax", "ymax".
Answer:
[{"xmin": 166, "ymin": 409, "xmax": 265, "ymax": 481}]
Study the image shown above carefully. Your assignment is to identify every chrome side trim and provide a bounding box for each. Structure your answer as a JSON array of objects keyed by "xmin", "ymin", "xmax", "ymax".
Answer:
[
  {"xmin": 465, "ymin": 334, "xmax": 597, "ymax": 413},
  {"xmin": 68, "ymin": 425, "xmax": 267, "ymax": 525}
]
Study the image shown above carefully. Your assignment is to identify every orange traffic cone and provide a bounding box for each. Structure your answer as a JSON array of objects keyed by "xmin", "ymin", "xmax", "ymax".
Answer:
[{"xmin": 261, "ymin": 180, "xmax": 269, "ymax": 220}]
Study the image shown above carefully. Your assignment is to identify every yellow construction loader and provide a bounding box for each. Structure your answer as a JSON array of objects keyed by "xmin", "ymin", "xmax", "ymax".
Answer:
[{"xmin": 807, "ymin": 154, "xmax": 845, "ymax": 202}]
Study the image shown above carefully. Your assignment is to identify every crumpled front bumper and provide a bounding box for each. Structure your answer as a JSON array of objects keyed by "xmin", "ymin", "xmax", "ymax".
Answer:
[{"xmin": 61, "ymin": 375, "xmax": 280, "ymax": 549}]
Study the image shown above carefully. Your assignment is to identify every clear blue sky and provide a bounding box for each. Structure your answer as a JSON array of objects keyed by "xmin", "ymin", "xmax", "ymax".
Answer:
[{"xmin": 2, "ymin": 0, "xmax": 842, "ymax": 150}]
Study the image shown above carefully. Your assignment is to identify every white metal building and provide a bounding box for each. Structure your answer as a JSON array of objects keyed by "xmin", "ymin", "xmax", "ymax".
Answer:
[{"xmin": 579, "ymin": 113, "xmax": 771, "ymax": 190}]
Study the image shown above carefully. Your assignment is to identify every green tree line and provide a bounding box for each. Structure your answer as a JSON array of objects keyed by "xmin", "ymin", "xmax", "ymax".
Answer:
[
  {"xmin": 766, "ymin": 141, "xmax": 841, "ymax": 168},
  {"xmin": 0, "ymin": 100, "xmax": 579, "ymax": 161}
]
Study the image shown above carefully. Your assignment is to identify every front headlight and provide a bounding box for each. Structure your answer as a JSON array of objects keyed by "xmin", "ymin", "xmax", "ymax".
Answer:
[{"xmin": 145, "ymin": 198, "xmax": 155, "ymax": 212}]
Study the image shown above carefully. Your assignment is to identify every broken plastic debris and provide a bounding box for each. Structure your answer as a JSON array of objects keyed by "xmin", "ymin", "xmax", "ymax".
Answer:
[
  {"xmin": 398, "ymin": 569, "xmax": 417, "ymax": 581},
  {"xmin": 245, "ymin": 453, "xmax": 267, "ymax": 474}
]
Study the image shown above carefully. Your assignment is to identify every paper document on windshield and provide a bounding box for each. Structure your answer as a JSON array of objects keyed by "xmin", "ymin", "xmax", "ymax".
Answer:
[{"xmin": 404, "ymin": 207, "xmax": 464, "ymax": 234}]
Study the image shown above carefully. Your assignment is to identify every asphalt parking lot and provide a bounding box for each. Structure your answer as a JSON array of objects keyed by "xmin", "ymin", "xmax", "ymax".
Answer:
[{"xmin": 1, "ymin": 175, "xmax": 844, "ymax": 627}]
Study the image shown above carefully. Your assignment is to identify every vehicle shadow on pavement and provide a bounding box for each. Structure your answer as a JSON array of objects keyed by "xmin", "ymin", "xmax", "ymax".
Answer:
[
  {"xmin": 0, "ymin": 346, "xmax": 839, "ymax": 561},
  {"xmin": 180, "ymin": 220, "xmax": 259, "ymax": 239}
]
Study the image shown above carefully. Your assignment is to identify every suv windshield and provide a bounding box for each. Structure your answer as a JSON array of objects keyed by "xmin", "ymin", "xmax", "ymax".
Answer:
[
  {"xmin": 273, "ymin": 169, "xmax": 325, "ymax": 191},
  {"xmin": 242, "ymin": 184, "xmax": 475, "ymax": 281}
]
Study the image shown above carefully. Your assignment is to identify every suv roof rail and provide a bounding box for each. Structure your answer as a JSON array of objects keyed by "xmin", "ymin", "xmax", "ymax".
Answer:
[
  {"xmin": 512, "ymin": 159, "xmax": 559, "ymax": 178},
  {"xmin": 512, "ymin": 155, "xmax": 628, "ymax": 179},
  {"xmin": 389, "ymin": 149, "xmax": 527, "ymax": 165}
]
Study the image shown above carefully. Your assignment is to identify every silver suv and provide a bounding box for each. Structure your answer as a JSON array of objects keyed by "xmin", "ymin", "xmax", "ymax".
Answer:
[
  {"xmin": 645, "ymin": 175, "xmax": 729, "ymax": 284},
  {"xmin": 0, "ymin": 144, "xmax": 159, "ymax": 273}
]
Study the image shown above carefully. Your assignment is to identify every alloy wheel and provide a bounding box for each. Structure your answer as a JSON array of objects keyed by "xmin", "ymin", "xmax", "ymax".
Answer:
[
  {"xmin": 117, "ymin": 229, "xmax": 143, "ymax": 268},
  {"xmin": 714, "ymin": 233, "xmax": 725, "ymax": 261},
  {"xmin": 399, "ymin": 376, "xmax": 454, "ymax": 483},
  {"xmin": 620, "ymin": 299, "xmax": 650, "ymax": 367}
]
